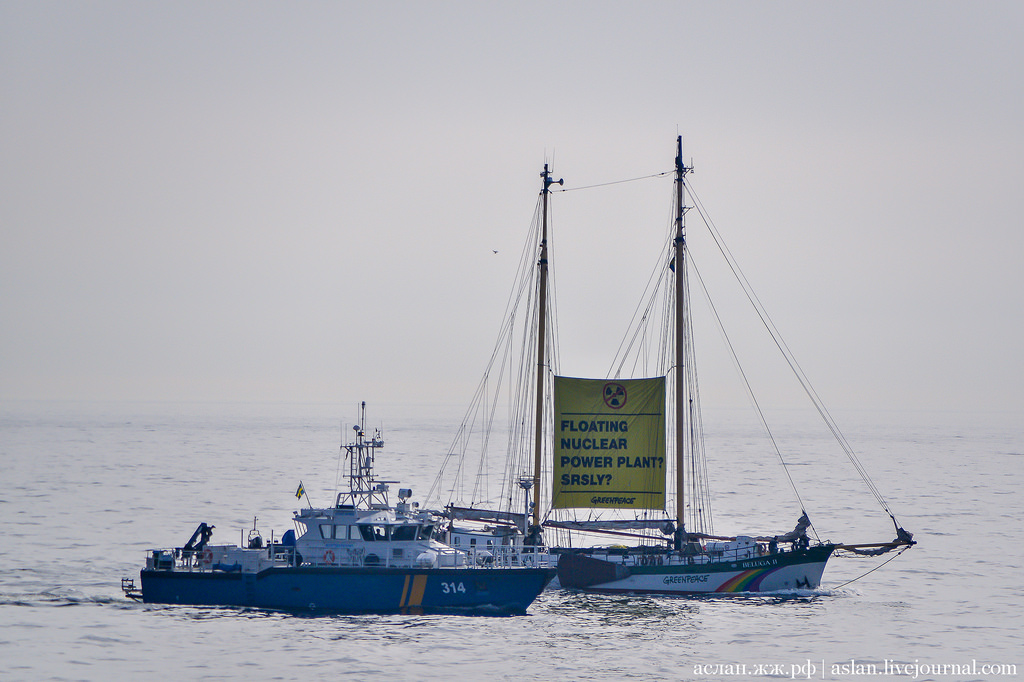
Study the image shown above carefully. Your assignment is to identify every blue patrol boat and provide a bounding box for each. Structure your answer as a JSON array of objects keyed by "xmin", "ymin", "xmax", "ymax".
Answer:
[{"xmin": 123, "ymin": 403, "xmax": 555, "ymax": 614}]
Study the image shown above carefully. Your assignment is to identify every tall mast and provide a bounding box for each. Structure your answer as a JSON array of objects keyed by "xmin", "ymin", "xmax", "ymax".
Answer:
[
  {"xmin": 673, "ymin": 136, "xmax": 691, "ymax": 546},
  {"xmin": 531, "ymin": 163, "xmax": 561, "ymax": 540}
]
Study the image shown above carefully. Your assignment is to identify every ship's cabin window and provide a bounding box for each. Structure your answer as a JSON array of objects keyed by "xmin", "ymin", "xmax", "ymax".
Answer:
[
  {"xmin": 333, "ymin": 525, "xmax": 349, "ymax": 540},
  {"xmin": 359, "ymin": 525, "xmax": 390, "ymax": 542},
  {"xmin": 319, "ymin": 524, "xmax": 331, "ymax": 539},
  {"xmin": 470, "ymin": 538, "xmax": 477, "ymax": 546},
  {"xmin": 391, "ymin": 525, "xmax": 417, "ymax": 541},
  {"xmin": 417, "ymin": 525, "xmax": 434, "ymax": 540}
]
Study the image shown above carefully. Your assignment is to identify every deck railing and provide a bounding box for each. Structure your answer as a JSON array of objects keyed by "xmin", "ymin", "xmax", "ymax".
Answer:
[
  {"xmin": 147, "ymin": 541, "xmax": 560, "ymax": 571},
  {"xmin": 567, "ymin": 539, "xmax": 813, "ymax": 566}
]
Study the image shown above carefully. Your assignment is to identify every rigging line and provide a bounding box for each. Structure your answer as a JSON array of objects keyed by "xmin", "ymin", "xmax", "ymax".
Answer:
[
  {"xmin": 499, "ymin": 299, "xmax": 533, "ymax": 510},
  {"xmin": 428, "ymin": 199, "xmax": 544, "ymax": 506},
  {"xmin": 466, "ymin": 396, "xmax": 486, "ymax": 502},
  {"xmin": 475, "ymin": 332, "xmax": 514, "ymax": 505},
  {"xmin": 436, "ymin": 284, "xmax": 528, "ymax": 505},
  {"xmin": 473, "ymin": 377, "xmax": 493, "ymax": 502},
  {"xmin": 610, "ymin": 258, "xmax": 669, "ymax": 379},
  {"xmin": 687, "ymin": 248, "xmax": 817, "ymax": 537},
  {"xmin": 546, "ymin": 199, "xmax": 562, "ymax": 374},
  {"xmin": 681, "ymin": 258, "xmax": 715, "ymax": 536},
  {"xmin": 427, "ymin": 366, "xmax": 481, "ymax": 503},
  {"xmin": 830, "ymin": 545, "xmax": 911, "ymax": 590},
  {"xmin": 608, "ymin": 238, "xmax": 672, "ymax": 378},
  {"xmin": 609, "ymin": 190, "xmax": 678, "ymax": 379},
  {"xmin": 504, "ymin": 311, "xmax": 531, "ymax": 510},
  {"xmin": 687, "ymin": 182, "xmax": 894, "ymax": 518},
  {"xmin": 501, "ymin": 199, "xmax": 545, "ymax": 324},
  {"xmin": 484, "ymin": 334, "xmax": 513, "ymax": 493},
  {"xmin": 682, "ymin": 290, "xmax": 715, "ymax": 536},
  {"xmin": 552, "ymin": 169, "xmax": 673, "ymax": 193},
  {"xmin": 514, "ymin": 277, "xmax": 540, "ymax": 467}
]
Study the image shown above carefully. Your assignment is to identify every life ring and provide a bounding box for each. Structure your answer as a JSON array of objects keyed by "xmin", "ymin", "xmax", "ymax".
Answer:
[
  {"xmin": 323, "ymin": 550, "xmax": 336, "ymax": 564},
  {"xmin": 201, "ymin": 548, "xmax": 213, "ymax": 566}
]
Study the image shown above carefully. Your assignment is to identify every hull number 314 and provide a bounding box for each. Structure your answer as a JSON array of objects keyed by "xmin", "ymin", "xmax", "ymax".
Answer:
[{"xmin": 440, "ymin": 581, "xmax": 467, "ymax": 594}]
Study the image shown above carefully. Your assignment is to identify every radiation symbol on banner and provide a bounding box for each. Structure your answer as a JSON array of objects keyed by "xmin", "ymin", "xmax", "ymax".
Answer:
[{"xmin": 603, "ymin": 382, "xmax": 627, "ymax": 409}]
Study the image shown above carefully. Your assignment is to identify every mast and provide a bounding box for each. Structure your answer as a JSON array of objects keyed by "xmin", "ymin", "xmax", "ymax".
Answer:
[
  {"xmin": 339, "ymin": 401, "xmax": 390, "ymax": 511},
  {"xmin": 673, "ymin": 136, "xmax": 691, "ymax": 548},
  {"xmin": 530, "ymin": 163, "xmax": 561, "ymax": 542}
]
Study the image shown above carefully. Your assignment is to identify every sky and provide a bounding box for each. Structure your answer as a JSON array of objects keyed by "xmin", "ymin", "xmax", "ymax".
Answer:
[{"xmin": 2, "ymin": 1, "xmax": 1022, "ymax": 413}]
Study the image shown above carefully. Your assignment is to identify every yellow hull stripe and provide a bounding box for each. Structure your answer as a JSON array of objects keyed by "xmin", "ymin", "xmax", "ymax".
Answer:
[
  {"xmin": 399, "ymin": 575, "xmax": 427, "ymax": 610},
  {"xmin": 409, "ymin": 575, "xmax": 427, "ymax": 607},
  {"xmin": 400, "ymin": 575, "xmax": 411, "ymax": 607}
]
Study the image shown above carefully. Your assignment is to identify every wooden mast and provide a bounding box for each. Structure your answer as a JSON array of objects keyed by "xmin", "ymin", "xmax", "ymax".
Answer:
[
  {"xmin": 530, "ymin": 163, "xmax": 561, "ymax": 542},
  {"xmin": 673, "ymin": 136, "xmax": 691, "ymax": 548}
]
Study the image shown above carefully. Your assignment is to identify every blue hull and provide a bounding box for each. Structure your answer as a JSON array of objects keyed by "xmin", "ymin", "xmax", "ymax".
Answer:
[{"xmin": 140, "ymin": 566, "xmax": 555, "ymax": 614}]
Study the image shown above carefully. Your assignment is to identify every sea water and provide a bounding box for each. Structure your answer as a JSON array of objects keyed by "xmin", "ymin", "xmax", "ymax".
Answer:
[{"xmin": 1, "ymin": 400, "xmax": 1020, "ymax": 681}]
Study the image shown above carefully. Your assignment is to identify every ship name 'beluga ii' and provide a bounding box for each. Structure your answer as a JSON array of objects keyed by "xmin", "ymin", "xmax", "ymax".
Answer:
[
  {"xmin": 123, "ymin": 403, "xmax": 555, "ymax": 613},
  {"xmin": 428, "ymin": 138, "xmax": 914, "ymax": 595}
]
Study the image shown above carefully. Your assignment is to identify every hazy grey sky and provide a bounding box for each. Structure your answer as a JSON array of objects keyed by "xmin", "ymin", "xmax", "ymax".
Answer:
[{"xmin": 2, "ymin": 2, "xmax": 1022, "ymax": 412}]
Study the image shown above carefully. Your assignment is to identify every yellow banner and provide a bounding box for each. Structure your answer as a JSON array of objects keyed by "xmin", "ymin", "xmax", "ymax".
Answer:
[{"xmin": 552, "ymin": 376, "xmax": 666, "ymax": 510}]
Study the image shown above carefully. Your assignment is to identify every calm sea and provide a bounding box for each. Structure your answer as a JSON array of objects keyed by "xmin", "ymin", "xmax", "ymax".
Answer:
[{"xmin": 1, "ymin": 400, "xmax": 1020, "ymax": 681}]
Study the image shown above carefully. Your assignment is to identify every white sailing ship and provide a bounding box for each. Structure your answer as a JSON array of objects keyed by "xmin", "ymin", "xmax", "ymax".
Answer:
[{"xmin": 428, "ymin": 138, "xmax": 914, "ymax": 594}]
